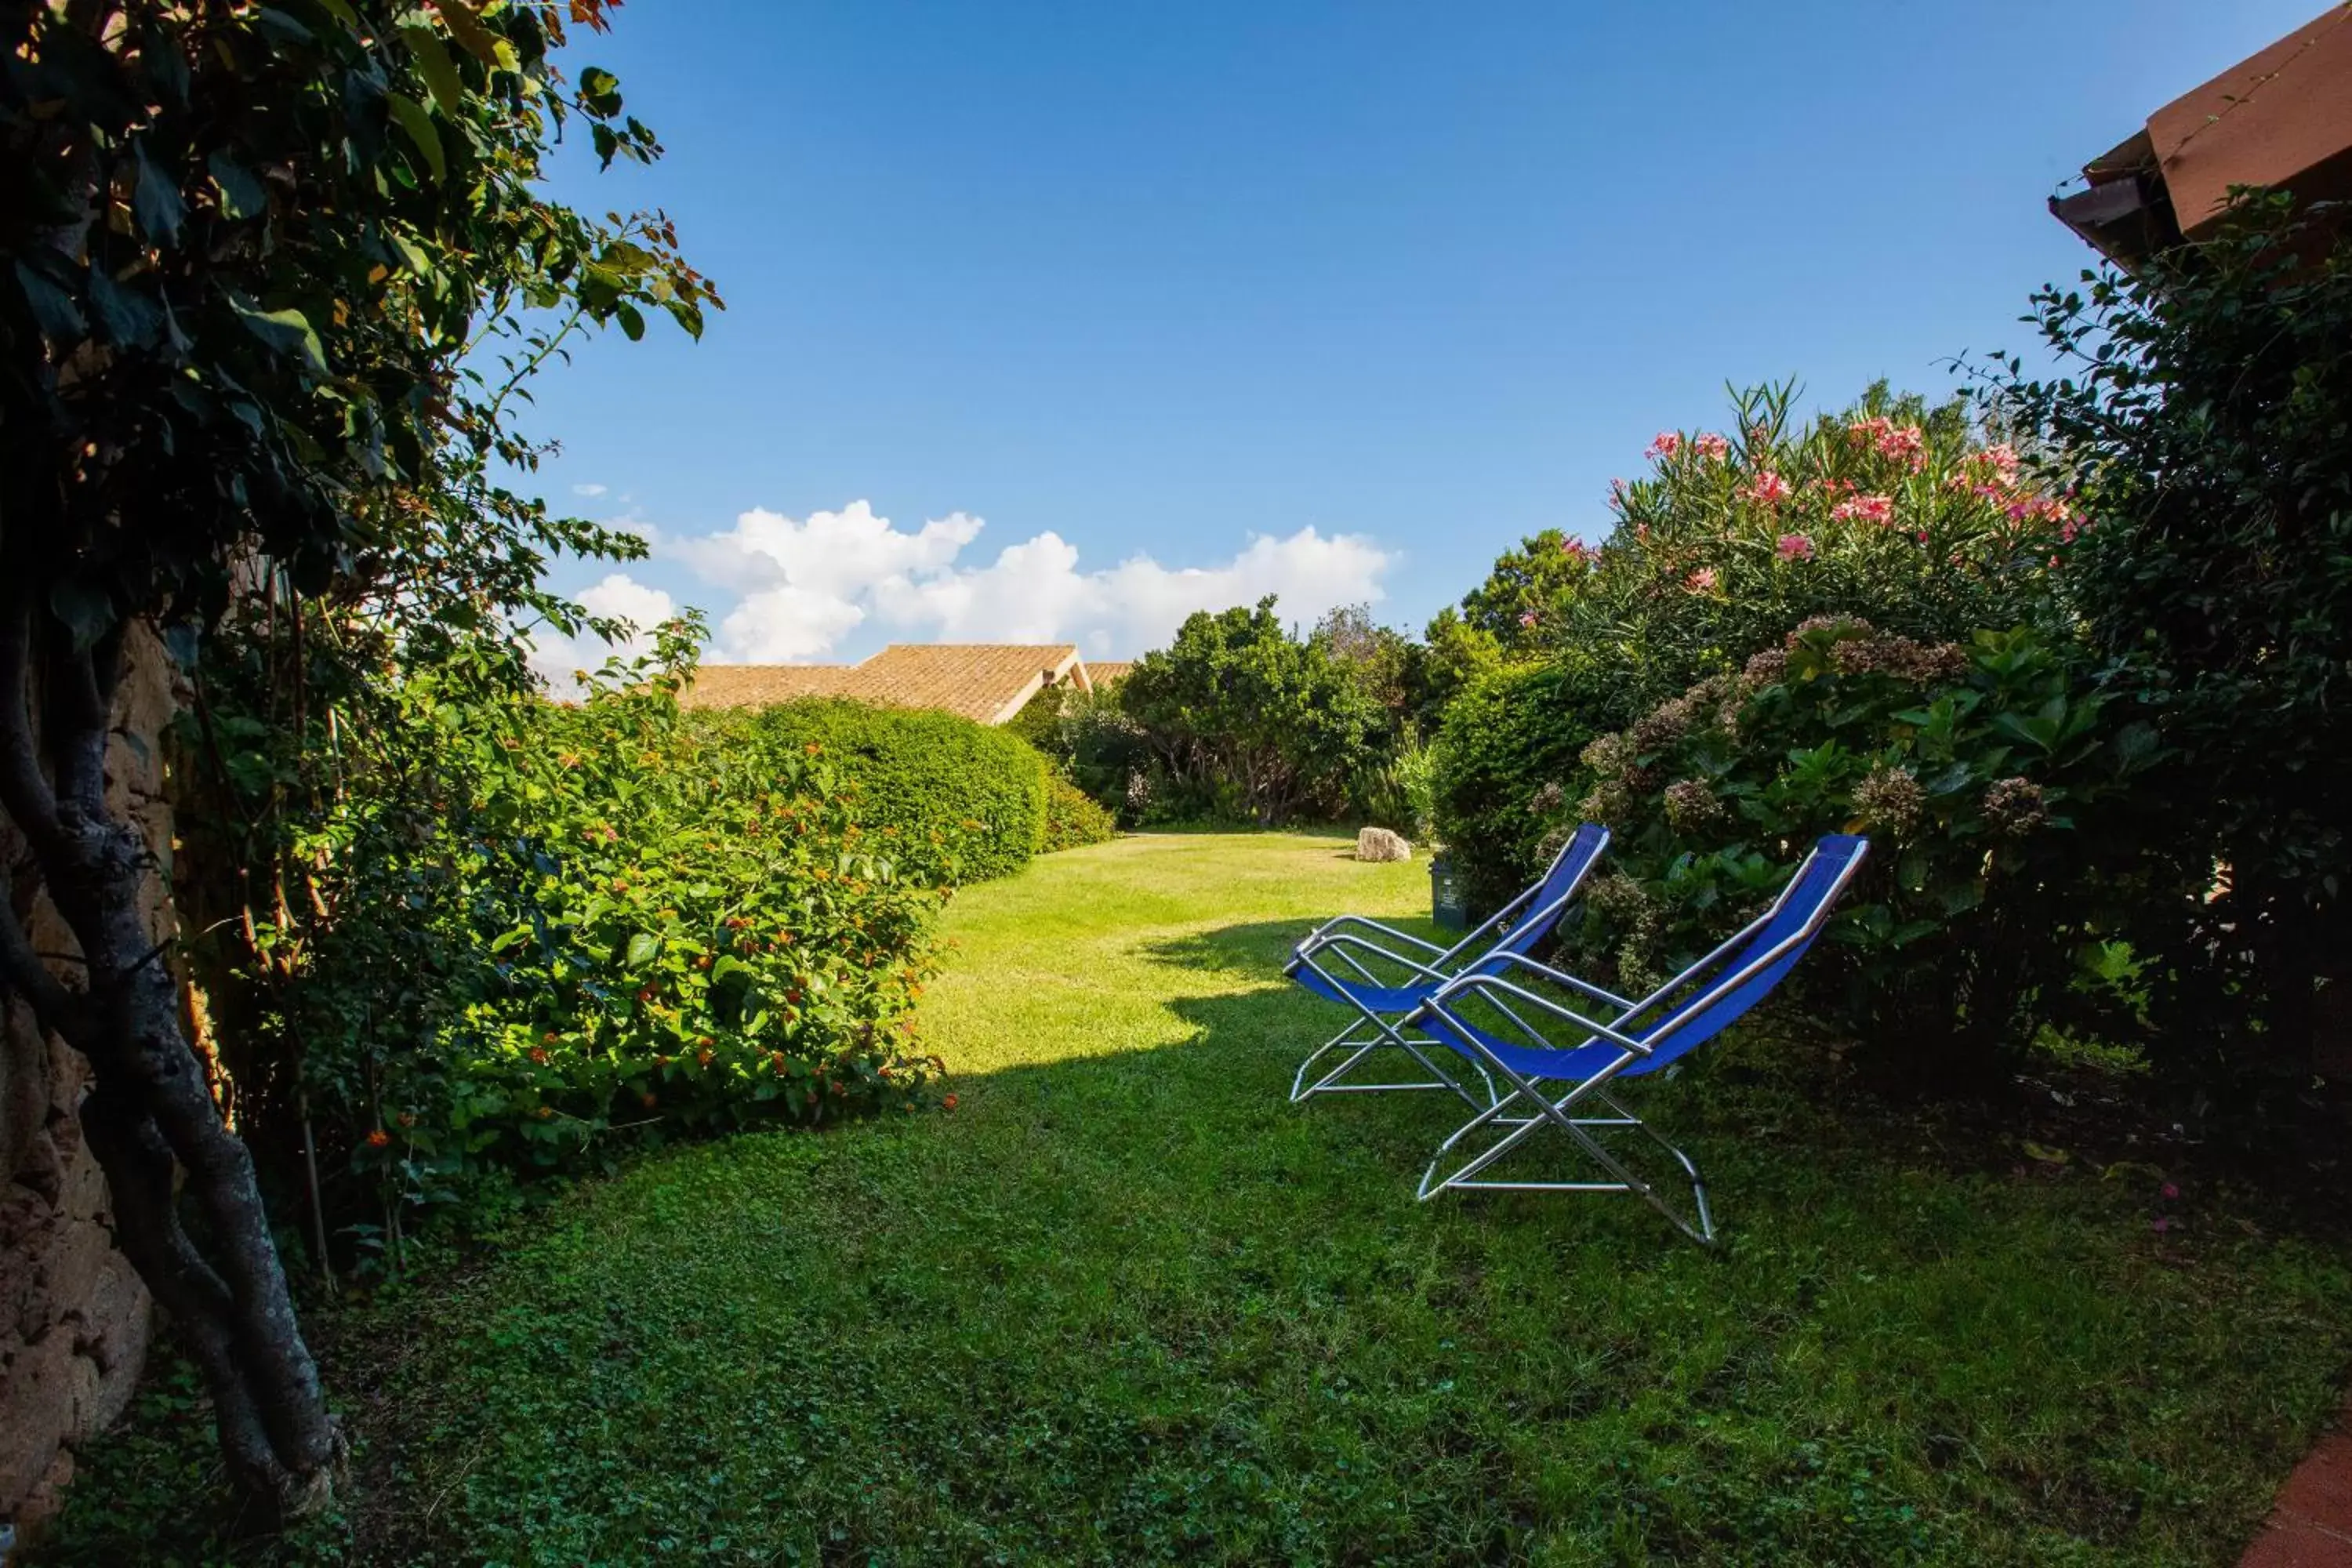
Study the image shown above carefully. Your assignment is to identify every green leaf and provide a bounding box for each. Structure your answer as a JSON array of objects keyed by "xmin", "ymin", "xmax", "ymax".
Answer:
[
  {"xmin": 49, "ymin": 580, "xmax": 117, "ymax": 654},
  {"xmin": 13, "ymin": 262, "xmax": 85, "ymax": 339},
  {"xmin": 435, "ymin": 0, "xmax": 517, "ymax": 71},
  {"xmin": 578, "ymin": 65, "xmax": 624, "ymax": 118},
  {"xmin": 88, "ymin": 270, "xmax": 162, "ymax": 347},
  {"xmin": 207, "ymin": 154, "xmax": 269, "ymax": 220},
  {"xmin": 228, "ymin": 296, "xmax": 328, "ymax": 375},
  {"xmin": 132, "ymin": 143, "xmax": 186, "ymax": 245},
  {"xmin": 615, "ymin": 300, "xmax": 645, "ymax": 341},
  {"xmin": 624, "ymin": 932, "xmax": 660, "ymax": 970},
  {"xmin": 386, "ymin": 92, "xmax": 446, "ymax": 183},
  {"xmin": 400, "ymin": 26, "xmax": 466, "ymax": 116}
]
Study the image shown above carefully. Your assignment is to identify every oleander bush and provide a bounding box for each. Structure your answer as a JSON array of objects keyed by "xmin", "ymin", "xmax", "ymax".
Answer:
[
  {"xmin": 1432, "ymin": 381, "xmax": 2077, "ymax": 914},
  {"xmin": 727, "ymin": 698, "xmax": 1052, "ymax": 884},
  {"xmin": 1527, "ymin": 616, "xmax": 2170, "ymax": 1087}
]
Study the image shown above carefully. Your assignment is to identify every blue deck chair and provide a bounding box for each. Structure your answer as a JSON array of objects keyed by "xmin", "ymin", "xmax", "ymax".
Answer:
[
  {"xmin": 1410, "ymin": 833, "xmax": 1870, "ymax": 1245},
  {"xmin": 1283, "ymin": 823, "xmax": 1610, "ymax": 1109}
]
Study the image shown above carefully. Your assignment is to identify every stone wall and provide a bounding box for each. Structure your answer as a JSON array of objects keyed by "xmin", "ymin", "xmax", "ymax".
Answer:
[{"xmin": 0, "ymin": 626, "xmax": 176, "ymax": 1533}]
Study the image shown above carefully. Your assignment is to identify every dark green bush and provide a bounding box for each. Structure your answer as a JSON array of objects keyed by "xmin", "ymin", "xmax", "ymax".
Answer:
[
  {"xmin": 1998, "ymin": 194, "xmax": 2352, "ymax": 1083},
  {"xmin": 1533, "ymin": 617, "xmax": 2165, "ymax": 1088},
  {"xmin": 1042, "ymin": 772, "xmax": 1119, "ymax": 852},
  {"xmin": 723, "ymin": 699, "xmax": 1051, "ymax": 884},
  {"xmin": 1119, "ymin": 597, "xmax": 1388, "ymax": 826},
  {"xmin": 1430, "ymin": 657, "xmax": 1630, "ymax": 913}
]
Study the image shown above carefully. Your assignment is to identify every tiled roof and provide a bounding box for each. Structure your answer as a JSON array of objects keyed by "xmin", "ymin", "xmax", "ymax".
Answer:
[
  {"xmin": 1084, "ymin": 660, "xmax": 1134, "ymax": 687},
  {"xmin": 683, "ymin": 644, "xmax": 1090, "ymax": 725}
]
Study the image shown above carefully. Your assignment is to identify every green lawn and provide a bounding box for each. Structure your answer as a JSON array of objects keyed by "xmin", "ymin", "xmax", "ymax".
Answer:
[{"xmin": 49, "ymin": 833, "xmax": 2352, "ymax": 1566}]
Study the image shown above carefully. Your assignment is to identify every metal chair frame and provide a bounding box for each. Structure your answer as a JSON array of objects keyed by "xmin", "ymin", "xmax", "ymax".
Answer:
[
  {"xmin": 1410, "ymin": 837, "xmax": 1871, "ymax": 1246},
  {"xmin": 1282, "ymin": 826, "xmax": 1610, "ymax": 1109}
]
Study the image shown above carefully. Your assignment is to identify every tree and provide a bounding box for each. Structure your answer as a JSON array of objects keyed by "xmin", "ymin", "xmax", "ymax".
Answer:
[
  {"xmin": 0, "ymin": 0, "xmax": 710, "ymax": 1509},
  {"xmin": 1120, "ymin": 598, "xmax": 1384, "ymax": 825},
  {"xmin": 1457, "ymin": 528, "xmax": 1599, "ymax": 653}
]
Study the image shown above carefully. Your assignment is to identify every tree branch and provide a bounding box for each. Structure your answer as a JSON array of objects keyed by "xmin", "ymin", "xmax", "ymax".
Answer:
[
  {"xmin": 0, "ymin": 880, "xmax": 81, "ymax": 1029},
  {"xmin": 0, "ymin": 593, "xmax": 67, "ymax": 854}
]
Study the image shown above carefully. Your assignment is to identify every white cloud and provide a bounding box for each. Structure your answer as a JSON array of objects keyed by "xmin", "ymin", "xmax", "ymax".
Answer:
[
  {"xmin": 525, "ymin": 572, "xmax": 676, "ymax": 693},
  {"xmin": 572, "ymin": 481, "xmax": 609, "ymax": 498},
  {"xmin": 663, "ymin": 500, "xmax": 1394, "ymax": 663}
]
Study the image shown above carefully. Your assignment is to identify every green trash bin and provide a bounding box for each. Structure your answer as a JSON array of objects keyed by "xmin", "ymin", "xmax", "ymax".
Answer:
[{"xmin": 1429, "ymin": 851, "xmax": 1468, "ymax": 931}]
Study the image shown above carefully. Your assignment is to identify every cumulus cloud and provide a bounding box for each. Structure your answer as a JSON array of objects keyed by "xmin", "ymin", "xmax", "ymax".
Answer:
[
  {"xmin": 525, "ymin": 572, "xmax": 676, "ymax": 692},
  {"xmin": 666, "ymin": 499, "xmax": 1394, "ymax": 663}
]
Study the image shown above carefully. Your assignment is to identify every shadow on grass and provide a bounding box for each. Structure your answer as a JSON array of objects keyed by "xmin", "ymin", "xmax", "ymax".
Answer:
[{"xmin": 38, "ymin": 913, "xmax": 2352, "ymax": 1568}]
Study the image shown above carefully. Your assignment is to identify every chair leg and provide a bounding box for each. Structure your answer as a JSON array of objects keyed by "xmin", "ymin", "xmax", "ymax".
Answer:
[
  {"xmin": 1292, "ymin": 1015, "xmax": 1494, "ymax": 1109},
  {"xmin": 1417, "ymin": 1065, "xmax": 1716, "ymax": 1246}
]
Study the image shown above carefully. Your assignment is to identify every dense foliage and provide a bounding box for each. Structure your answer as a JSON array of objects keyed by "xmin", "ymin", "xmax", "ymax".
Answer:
[
  {"xmin": 1997, "ymin": 195, "xmax": 2352, "ymax": 1083},
  {"xmin": 1115, "ymin": 598, "xmax": 1391, "ymax": 826},
  {"xmin": 1430, "ymin": 659, "xmax": 1623, "ymax": 911},
  {"xmin": 0, "ymin": 0, "xmax": 709, "ymax": 1501},
  {"xmin": 1539, "ymin": 618, "xmax": 2165, "ymax": 1086},
  {"xmin": 1433, "ymin": 381, "xmax": 2074, "ymax": 913},
  {"xmin": 724, "ymin": 699, "xmax": 1051, "ymax": 884},
  {"xmin": 196, "ymin": 630, "xmax": 949, "ymax": 1273},
  {"xmin": 1042, "ymin": 772, "xmax": 1120, "ymax": 851}
]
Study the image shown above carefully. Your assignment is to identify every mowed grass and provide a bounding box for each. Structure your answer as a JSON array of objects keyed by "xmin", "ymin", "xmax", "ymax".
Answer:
[{"xmin": 49, "ymin": 834, "xmax": 2352, "ymax": 1566}]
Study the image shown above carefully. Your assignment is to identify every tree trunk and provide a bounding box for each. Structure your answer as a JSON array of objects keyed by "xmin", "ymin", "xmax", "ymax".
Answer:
[{"xmin": 0, "ymin": 597, "xmax": 339, "ymax": 1513}]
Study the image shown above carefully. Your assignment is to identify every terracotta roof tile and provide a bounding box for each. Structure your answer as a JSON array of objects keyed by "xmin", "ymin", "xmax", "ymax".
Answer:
[
  {"xmin": 683, "ymin": 644, "xmax": 1083, "ymax": 724},
  {"xmin": 1082, "ymin": 660, "xmax": 1134, "ymax": 687}
]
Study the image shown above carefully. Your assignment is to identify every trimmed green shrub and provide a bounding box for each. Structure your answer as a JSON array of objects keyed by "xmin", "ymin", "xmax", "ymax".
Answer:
[
  {"xmin": 1431, "ymin": 656, "xmax": 1631, "ymax": 914},
  {"xmin": 1042, "ymin": 772, "xmax": 1119, "ymax": 852},
  {"xmin": 1530, "ymin": 617, "xmax": 2165, "ymax": 1089},
  {"xmin": 722, "ymin": 699, "xmax": 1051, "ymax": 884},
  {"xmin": 224, "ymin": 635, "xmax": 950, "ymax": 1258}
]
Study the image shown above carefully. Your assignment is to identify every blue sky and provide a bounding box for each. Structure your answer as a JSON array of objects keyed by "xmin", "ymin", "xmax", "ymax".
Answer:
[{"xmin": 520, "ymin": 0, "xmax": 2324, "ymax": 672}]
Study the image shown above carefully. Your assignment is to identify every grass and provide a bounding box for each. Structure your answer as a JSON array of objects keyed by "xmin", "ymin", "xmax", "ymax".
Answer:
[{"xmin": 42, "ymin": 833, "xmax": 2352, "ymax": 1566}]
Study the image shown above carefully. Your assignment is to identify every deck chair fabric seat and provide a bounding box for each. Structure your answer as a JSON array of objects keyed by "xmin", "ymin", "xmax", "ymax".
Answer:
[
  {"xmin": 1287, "ymin": 971, "xmax": 1433, "ymax": 1015},
  {"xmin": 1282, "ymin": 822, "xmax": 1610, "ymax": 1106},
  {"xmin": 1410, "ymin": 833, "xmax": 1871, "ymax": 1246}
]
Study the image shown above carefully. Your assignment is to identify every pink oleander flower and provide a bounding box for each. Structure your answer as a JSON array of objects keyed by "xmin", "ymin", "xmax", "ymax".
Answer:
[
  {"xmin": 1685, "ymin": 566, "xmax": 1719, "ymax": 592},
  {"xmin": 1830, "ymin": 493, "xmax": 1894, "ymax": 524},
  {"xmin": 1518, "ymin": 610, "xmax": 1538, "ymax": 629},
  {"xmin": 1741, "ymin": 470, "xmax": 1793, "ymax": 506},
  {"xmin": 1646, "ymin": 431, "xmax": 1682, "ymax": 459},
  {"xmin": 1846, "ymin": 416, "xmax": 1890, "ymax": 445},
  {"xmin": 1693, "ymin": 432, "xmax": 1731, "ymax": 462},
  {"xmin": 1777, "ymin": 532, "xmax": 1813, "ymax": 561},
  {"xmin": 1970, "ymin": 442, "xmax": 2021, "ymax": 481},
  {"xmin": 1560, "ymin": 538, "xmax": 1596, "ymax": 566},
  {"xmin": 1875, "ymin": 423, "xmax": 1927, "ymax": 470}
]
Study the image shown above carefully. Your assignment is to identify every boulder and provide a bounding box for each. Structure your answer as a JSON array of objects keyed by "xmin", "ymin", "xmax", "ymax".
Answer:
[{"xmin": 1356, "ymin": 827, "xmax": 1412, "ymax": 863}]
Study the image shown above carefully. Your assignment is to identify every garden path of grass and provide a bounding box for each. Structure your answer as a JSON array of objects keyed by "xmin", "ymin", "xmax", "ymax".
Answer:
[{"xmin": 51, "ymin": 833, "xmax": 2352, "ymax": 1566}]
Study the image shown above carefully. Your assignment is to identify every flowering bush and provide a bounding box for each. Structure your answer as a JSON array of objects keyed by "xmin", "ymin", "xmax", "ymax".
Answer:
[
  {"xmin": 1432, "ymin": 381, "xmax": 2077, "ymax": 915},
  {"xmin": 1534, "ymin": 381, "xmax": 2073, "ymax": 703},
  {"xmin": 1537, "ymin": 617, "xmax": 2165, "ymax": 1087}
]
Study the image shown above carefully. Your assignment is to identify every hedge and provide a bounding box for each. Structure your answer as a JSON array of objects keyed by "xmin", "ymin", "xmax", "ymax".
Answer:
[
  {"xmin": 1430, "ymin": 658, "xmax": 1627, "ymax": 916},
  {"xmin": 1042, "ymin": 773, "xmax": 1119, "ymax": 852},
  {"xmin": 713, "ymin": 699, "xmax": 1051, "ymax": 884}
]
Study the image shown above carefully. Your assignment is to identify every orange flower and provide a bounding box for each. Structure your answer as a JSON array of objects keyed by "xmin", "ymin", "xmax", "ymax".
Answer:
[
  {"xmin": 365, "ymin": 1127, "xmax": 391, "ymax": 1148},
  {"xmin": 529, "ymin": 1046, "xmax": 551, "ymax": 1065},
  {"xmin": 942, "ymin": 1094, "xmax": 959, "ymax": 1111},
  {"xmin": 640, "ymin": 1091, "xmax": 658, "ymax": 1109}
]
